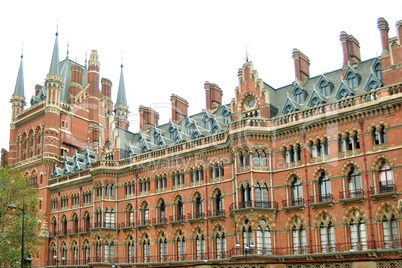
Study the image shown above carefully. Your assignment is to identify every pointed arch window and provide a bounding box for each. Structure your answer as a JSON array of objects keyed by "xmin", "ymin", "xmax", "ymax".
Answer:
[
  {"xmin": 95, "ymin": 236, "xmax": 102, "ymax": 261},
  {"xmin": 105, "ymin": 209, "xmax": 115, "ymax": 228},
  {"xmin": 347, "ymin": 167, "xmax": 362, "ymax": 198},
  {"xmin": 257, "ymin": 219, "xmax": 271, "ymax": 255},
  {"xmin": 319, "ymin": 214, "xmax": 335, "ymax": 252},
  {"xmin": 241, "ymin": 183, "xmax": 252, "ymax": 207},
  {"xmin": 142, "ymin": 235, "xmax": 151, "ymax": 262},
  {"xmin": 346, "ymin": 72, "xmax": 359, "ymax": 89},
  {"xmin": 378, "ymin": 162, "xmax": 394, "ymax": 193},
  {"xmin": 194, "ymin": 193, "xmax": 204, "ymax": 218},
  {"xmin": 349, "ymin": 211, "xmax": 367, "ymax": 250},
  {"xmin": 383, "ymin": 208, "xmax": 398, "ymax": 249},
  {"xmin": 175, "ymin": 197, "xmax": 184, "ymax": 221},
  {"xmin": 105, "ymin": 241, "xmax": 115, "ymax": 262},
  {"xmin": 195, "ymin": 230, "xmax": 205, "ymax": 260},
  {"xmin": 159, "ymin": 200, "xmax": 167, "ymax": 223},
  {"xmin": 159, "ymin": 235, "xmax": 168, "ymax": 262},
  {"xmin": 255, "ymin": 182, "xmax": 269, "ymax": 208},
  {"xmin": 128, "ymin": 237, "xmax": 135, "ymax": 263},
  {"xmin": 83, "ymin": 241, "xmax": 90, "ymax": 263},
  {"xmin": 373, "ymin": 125, "xmax": 387, "ymax": 145},
  {"xmin": 127, "ymin": 205, "xmax": 134, "ymax": 227},
  {"xmin": 214, "ymin": 190, "xmax": 224, "ymax": 216},
  {"xmin": 242, "ymin": 223, "xmax": 253, "ymax": 247},
  {"xmin": 176, "ymin": 231, "xmax": 186, "ymax": 261},
  {"xmin": 292, "ymin": 219, "xmax": 306, "ymax": 254},
  {"xmin": 318, "ymin": 173, "xmax": 332, "ymax": 202},
  {"xmin": 374, "ymin": 62, "xmax": 382, "ymax": 81},
  {"xmin": 215, "ymin": 228, "xmax": 227, "ymax": 259},
  {"xmin": 291, "ymin": 178, "xmax": 303, "ymax": 206}
]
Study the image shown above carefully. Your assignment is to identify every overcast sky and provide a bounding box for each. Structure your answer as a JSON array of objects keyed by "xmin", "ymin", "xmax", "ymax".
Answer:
[{"xmin": 1, "ymin": 1, "xmax": 401, "ymax": 152}]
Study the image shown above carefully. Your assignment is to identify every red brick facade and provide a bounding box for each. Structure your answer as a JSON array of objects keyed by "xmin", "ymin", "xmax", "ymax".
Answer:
[{"xmin": 3, "ymin": 17, "xmax": 402, "ymax": 268}]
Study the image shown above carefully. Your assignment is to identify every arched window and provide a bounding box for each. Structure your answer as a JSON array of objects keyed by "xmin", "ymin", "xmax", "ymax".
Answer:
[
  {"xmin": 95, "ymin": 236, "xmax": 102, "ymax": 261},
  {"xmin": 379, "ymin": 162, "xmax": 394, "ymax": 193},
  {"xmin": 242, "ymin": 219, "xmax": 253, "ymax": 247},
  {"xmin": 127, "ymin": 236, "xmax": 135, "ymax": 263},
  {"xmin": 254, "ymin": 151, "xmax": 260, "ymax": 167},
  {"xmin": 176, "ymin": 197, "xmax": 184, "ymax": 221},
  {"xmin": 256, "ymin": 183, "xmax": 269, "ymax": 208},
  {"xmin": 241, "ymin": 184, "xmax": 252, "ymax": 207},
  {"xmin": 292, "ymin": 218, "xmax": 306, "ymax": 254},
  {"xmin": 195, "ymin": 229, "xmax": 205, "ymax": 260},
  {"xmin": 72, "ymin": 241, "xmax": 79, "ymax": 264},
  {"xmin": 176, "ymin": 230, "xmax": 186, "ymax": 261},
  {"xmin": 142, "ymin": 234, "xmax": 150, "ymax": 262},
  {"xmin": 61, "ymin": 242, "xmax": 67, "ymax": 264},
  {"xmin": 83, "ymin": 241, "xmax": 90, "ymax": 263},
  {"xmin": 373, "ymin": 125, "xmax": 387, "ymax": 145},
  {"xmin": 49, "ymin": 244, "xmax": 57, "ymax": 265},
  {"xmin": 84, "ymin": 213, "xmax": 91, "ymax": 232},
  {"xmin": 73, "ymin": 214, "xmax": 79, "ymax": 233},
  {"xmin": 158, "ymin": 200, "xmax": 166, "ymax": 223},
  {"xmin": 319, "ymin": 214, "xmax": 335, "ymax": 252},
  {"xmin": 383, "ymin": 208, "xmax": 398, "ymax": 249},
  {"xmin": 61, "ymin": 216, "xmax": 67, "ymax": 235},
  {"xmin": 214, "ymin": 190, "xmax": 224, "ymax": 216},
  {"xmin": 349, "ymin": 211, "xmax": 367, "ymax": 250},
  {"xmin": 257, "ymin": 219, "xmax": 271, "ymax": 255},
  {"xmin": 245, "ymin": 152, "xmax": 250, "ymax": 167},
  {"xmin": 105, "ymin": 209, "xmax": 115, "ymax": 228},
  {"xmin": 346, "ymin": 72, "xmax": 358, "ymax": 89},
  {"xmin": 127, "ymin": 205, "xmax": 134, "ymax": 227},
  {"xmin": 291, "ymin": 178, "xmax": 303, "ymax": 206},
  {"xmin": 141, "ymin": 203, "xmax": 150, "ymax": 225},
  {"xmin": 347, "ymin": 167, "xmax": 362, "ymax": 198},
  {"xmin": 159, "ymin": 234, "xmax": 168, "ymax": 262},
  {"xmin": 195, "ymin": 193, "xmax": 203, "ymax": 218},
  {"xmin": 318, "ymin": 173, "xmax": 332, "ymax": 202},
  {"xmin": 215, "ymin": 227, "xmax": 227, "ymax": 259}
]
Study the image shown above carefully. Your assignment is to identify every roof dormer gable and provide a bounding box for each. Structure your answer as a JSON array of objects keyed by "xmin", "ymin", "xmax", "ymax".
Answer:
[
  {"xmin": 372, "ymin": 58, "xmax": 383, "ymax": 82},
  {"xmin": 364, "ymin": 73, "xmax": 383, "ymax": 92},
  {"xmin": 335, "ymin": 81, "xmax": 354, "ymax": 100},
  {"xmin": 282, "ymin": 97, "xmax": 300, "ymax": 115},
  {"xmin": 343, "ymin": 66, "xmax": 360, "ymax": 89},
  {"xmin": 307, "ymin": 89, "xmax": 326, "ymax": 107},
  {"xmin": 291, "ymin": 83, "xmax": 307, "ymax": 104},
  {"xmin": 317, "ymin": 75, "xmax": 333, "ymax": 97}
]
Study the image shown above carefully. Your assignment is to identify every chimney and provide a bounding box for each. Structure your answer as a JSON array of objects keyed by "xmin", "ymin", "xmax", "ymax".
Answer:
[
  {"xmin": 292, "ymin": 49, "xmax": 310, "ymax": 83},
  {"xmin": 35, "ymin": 84, "xmax": 43, "ymax": 96},
  {"xmin": 101, "ymin": 78, "xmax": 112, "ymax": 98},
  {"xmin": 171, "ymin": 94, "xmax": 188, "ymax": 122},
  {"xmin": 340, "ymin": 31, "xmax": 361, "ymax": 68},
  {"xmin": 139, "ymin": 106, "xmax": 159, "ymax": 131},
  {"xmin": 205, "ymin": 81, "xmax": 222, "ymax": 110},
  {"xmin": 71, "ymin": 65, "xmax": 83, "ymax": 85},
  {"xmin": 377, "ymin": 17, "xmax": 390, "ymax": 53},
  {"xmin": 398, "ymin": 20, "xmax": 402, "ymax": 45}
]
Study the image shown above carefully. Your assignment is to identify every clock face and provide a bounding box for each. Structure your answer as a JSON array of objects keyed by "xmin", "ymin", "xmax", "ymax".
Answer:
[{"xmin": 247, "ymin": 97, "xmax": 255, "ymax": 108}]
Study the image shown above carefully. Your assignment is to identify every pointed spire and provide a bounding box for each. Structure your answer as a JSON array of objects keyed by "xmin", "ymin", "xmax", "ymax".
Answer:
[
  {"xmin": 14, "ymin": 48, "xmax": 24, "ymax": 96},
  {"xmin": 49, "ymin": 29, "xmax": 60, "ymax": 75},
  {"xmin": 116, "ymin": 62, "xmax": 127, "ymax": 105}
]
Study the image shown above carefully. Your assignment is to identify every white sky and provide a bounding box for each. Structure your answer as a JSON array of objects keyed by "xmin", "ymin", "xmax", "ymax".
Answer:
[{"xmin": 1, "ymin": 1, "xmax": 401, "ymax": 152}]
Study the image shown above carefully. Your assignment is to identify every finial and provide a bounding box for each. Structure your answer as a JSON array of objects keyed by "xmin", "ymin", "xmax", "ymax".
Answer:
[
  {"xmin": 287, "ymin": 92, "xmax": 289, "ymax": 98},
  {"xmin": 56, "ymin": 20, "xmax": 59, "ymax": 36},
  {"xmin": 85, "ymin": 50, "xmax": 87, "ymax": 67},
  {"xmin": 245, "ymin": 46, "xmax": 249, "ymax": 63},
  {"xmin": 121, "ymin": 51, "xmax": 124, "ymax": 68},
  {"xmin": 21, "ymin": 42, "xmax": 24, "ymax": 58},
  {"xmin": 67, "ymin": 42, "xmax": 69, "ymax": 58}
]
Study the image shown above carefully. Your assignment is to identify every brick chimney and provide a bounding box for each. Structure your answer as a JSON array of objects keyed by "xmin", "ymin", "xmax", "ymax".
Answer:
[
  {"xmin": 35, "ymin": 84, "xmax": 43, "ymax": 96},
  {"xmin": 205, "ymin": 81, "xmax": 222, "ymax": 110},
  {"xmin": 340, "ymin": 31, "xmax": 361, "ymax": 68},
  {"xmin": 101, "ymin": 78, "xmax": 112, "ymax": 98},
  {"xmin": 139, "ymin": 106, "xmax": 159, "ymax": 131},
  {"xmin": 377, "ymin": 17, "xmax": 390, "ymax": 54},
  {"xmin": 292, "ymin": 49, "xmax": 310, "ymax": 83},
  {"xmin": 171, "ymin": 94, "xmax": 188, "ymax": 122},
  {"xmin": 398, "ymin": 20, "xmax": 402, "ymax": 47}
]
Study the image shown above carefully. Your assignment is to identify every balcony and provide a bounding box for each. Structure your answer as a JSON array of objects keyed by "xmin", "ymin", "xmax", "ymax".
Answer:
[
  {"xmin": 120, "ymin": 221, "xmax": 135, "ymax": 229},
  {"xmin": 187, "ymin": 212, "xmax": 205, "ymax": 221},
  {"xmin": 207, "ymin": 209, "xmax": 225, "ymax": 218},
  {"xmin": 229, "ymin": 201, "xmax": 279, "ymax": 213},
  {"xmin": 136, "ymin": 219, "xmax": 150, "ymax": 227},
  {"xmin": 309, "ymin": 194, "xmax": 334, "ymax": 209},
  {"xmin": 369, "ymin": 185, "xmax": 397, "ymax": 202},
  {"xmin": 152, "ymin": 217, "xmax": 168, "ymax": 225},
  {"xmin": 282, "ymin": 198, "xmax": 305, "ymax": 210},
  {"xmin": 92, "ymin": 222, "xmax": 118, "ymax": 229},
  {"xmin": 339, "ymin": 189, "xmax": 365, "ymax": 206},
  {"xmin": 169, "ymin": 214, "xmax": 185, "ymax": 223}
]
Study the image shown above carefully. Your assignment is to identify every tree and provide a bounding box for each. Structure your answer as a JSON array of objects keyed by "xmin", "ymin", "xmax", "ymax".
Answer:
[{"xmin": 0, "ymin": 166, "xmax": 41, "ymax": 267}]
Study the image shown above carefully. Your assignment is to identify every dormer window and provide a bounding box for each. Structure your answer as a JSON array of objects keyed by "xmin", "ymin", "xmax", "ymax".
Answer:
[
  {"xmin": 294, "ymin": 88, "xmax": 305, "ymax": 103},
  {"xmin": 221, "ymin": 107, "xmax": 231, "ymax": 125},
  {"xmin": 346, "ymin": 72, "xmax": 359, "ymax": 89},
  {"xmin": 205, "ymin": 119, "xmax": 211, "ymax": 130},
  {"xmin": 318, "ymin": 78, "xmax": 332, "ymax": 97}
]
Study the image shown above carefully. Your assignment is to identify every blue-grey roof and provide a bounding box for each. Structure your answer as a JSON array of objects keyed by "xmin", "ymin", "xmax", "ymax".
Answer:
[
  {"xmin": 53, "ymin": 149, "xmax": 97, "ymax": 178},
  {"xmin": 49, "ymin": 32, "xmax": 60, "ymax": 75},
  {"xmin": 14, "ymin": 55, "xmax": 24, "ymax": 96},
  {"xmin": 115, "ymin": 65, "xmax": 127, "ymax": 105}
]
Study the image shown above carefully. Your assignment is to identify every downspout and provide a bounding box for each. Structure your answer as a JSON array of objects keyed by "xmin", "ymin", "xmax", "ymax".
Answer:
[
  {"xmin": 135, "ymin": 173, "xmax": 138, "ymax": 262},
  {"xmin": 359, "ymin": 119, "xmax": 375, "ymax": 249},
  {"xmin": 302, "ymin": 129, "xmax": 313, "ymax": 253},
  {"xmin": 204, "ymin": 156, "xmax": 209, "ymax": 259}
]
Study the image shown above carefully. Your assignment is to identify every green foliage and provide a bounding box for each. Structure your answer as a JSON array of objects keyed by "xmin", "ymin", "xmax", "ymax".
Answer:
[{"xmin": 0, "ymin": 166, "xmax": 41, "ymax": 267}]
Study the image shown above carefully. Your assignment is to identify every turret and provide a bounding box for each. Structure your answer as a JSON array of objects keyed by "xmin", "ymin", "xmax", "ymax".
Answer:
[
  {"xmin": 114, "ymin": 64, "xmax": 129, "ymax": 130},
  {"xmin": 46, "ymin": 31, "xmax": 63, "ymax": 105},
  {"xmin": 11, "ymin": 53, "xmax": 25, "ymax": 121}
]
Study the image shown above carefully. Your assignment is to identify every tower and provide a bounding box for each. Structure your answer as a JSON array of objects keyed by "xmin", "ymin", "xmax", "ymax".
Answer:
[
  {"xmin": 11, "ymin": 52, "xmax": 25, "ymax": 121},
  {"xmin": 114, "ymin": 64, "xmax": 129, "ymax": 130}
]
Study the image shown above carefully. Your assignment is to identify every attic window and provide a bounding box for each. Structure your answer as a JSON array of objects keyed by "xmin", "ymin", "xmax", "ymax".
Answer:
[
  {"xmin": 294, "ymin": 88, "xmax": 305, "ymax": 103},
  {"xmin": 374, "ymin": 62, "xmax": 382, "ymax": 81},
  {"xmin": 204, "ymin": 119, "xmax": 211, "ymax": 131},
  {"xmin": 346, "ymin": 72, "xmax": 358, "ymax": 89},
  {"xmin": 319, "ymin": 81, "xmax": 331, "ymax": 97}
]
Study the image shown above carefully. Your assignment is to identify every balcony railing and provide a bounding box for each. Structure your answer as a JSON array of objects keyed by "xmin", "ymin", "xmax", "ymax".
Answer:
[
  {"xmin": 309, "ymin": 194, "xmax": 333, "ymax": 203},
  {"xmin": 187, "ymin": 211, "xmax": 205, "ymax": 220},
  {"xmin": 229, "ymin": 201, "xmax": 279, "ymax": 212},
  {"xmin": 152, "ymin": 217, "xmax": 168, "ymax": 224},
  {"xmin": 207, "ymin": 209, "xmax": 225, "ymax": 217},
  {"xmin": 92, "ymin": 222, "xmax": 118, "ymax": 228},
  {"xmin": 136, "ymin": 219, "xmax": 150, "ymax": 226},
  {"xmin": 339, "ymin": 189, "xmax": 364, "ymax": 199},
  {"xmin": 370, "ymin": 184, "xmax": 397, "ymax": 195},
  {"xmin": 169, "ymin": 214, "xmax": 185, "ymax": 222},
  {"xmin": 120, "ymin": 221, "xmax": 135, "ymax": 228},
  {"xmin": 282, "ymin": 198, "xmax": 304, "ymax": 207}
]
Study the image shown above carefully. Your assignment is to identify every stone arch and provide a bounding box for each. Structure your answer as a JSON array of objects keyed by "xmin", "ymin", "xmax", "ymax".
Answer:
[
  {"xmin": 210, "ymin": 185, "xmax": 225, "ymax": 197},
  {"xmin": 311, "ymin": 166, "xmax": 332, "ymax": 182},
  {"xmin": 210, "ymin": 222, "xmax": 226, "ymax": 235},
  {"xmin": 102, "ymin": 232, "xmax": 117, "ymax": 242},
  {"xmin": 254, "ymin": 214, "xmax": 275, "ymax": 228},
  {"xmin": 253, "ymin": 178, "xmax": 270, "ymax": 187},
  {"xmin": 367, "ymin": 120, "xmax": 389, "ymax": 132},
  {"xmin": 313, "ymin": 209, "xmax": 336, "ymax": 227},
  {"xmin": 172, "ymin": 192, "xmax": 184, "ymax": 203},
  {"xmin": 284, "ymin": 171, "xmax": 304, "ymax": 186},
  {"xmin": 172, "ymin": 227, "xmax": 186, "ymax": 239},
  {"xmin": 190, "ymin": 190, "xmax": 203, "ymax": 201},
  {"xmin": 285, "ymin": 213, "xmax": 307, "ymax": 230},
  {"xmin": 155, "ymin": 196, "xmax": 167, "ymax": 207},
  {"xmin": 236, "ymin": 214, "xmax": 253, "ymax": 232},
  {"xmin": 190, "ymin": 225, "xmax": 204, "ymax": 239},
  {"xmin": 154, "ymin": 228, "xmax": 167, "ymax": 241},
  {"xmin": 124, "ymin": 202, "xmax": 134, "ymax": 211},
  {"xmin": 342, "ymin": 205, "xmax": 368, "ymax": 224},
  {"xmin": 374, "ymin": 201, "xmax": 399, "ymax": 222},
  {"xmin": 371, "ymin": 154, "xmax": 394, "ymax": 171},
  {"xmin": 340, "ymin": 160, "xmax": 362, "ymax": 176}
]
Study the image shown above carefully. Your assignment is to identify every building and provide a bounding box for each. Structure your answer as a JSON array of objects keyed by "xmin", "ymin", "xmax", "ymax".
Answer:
[{"xmin": 2, "ymin": 17, "xmax": 402, "ymax": 268}]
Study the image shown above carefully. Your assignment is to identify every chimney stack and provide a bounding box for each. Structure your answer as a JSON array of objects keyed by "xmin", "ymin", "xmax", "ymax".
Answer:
[
  {"xmin": 35, "ymin": 84, "xmax": 42, "ymax": 96},
  {"xmin": 205, "ymin": 82, "xmax": 222, "ymax": 110},
  {"xmin": 340, "ymin": 31, "xmax": 361, "ymax": 68},
  {"xmin": 292, "ymin": 49, "xmax": 310, "ymax": 83},
  {"xmin": 377, "ymin": 17, "xmax": 390, "ymax": 54},
  {"xmin": 101, "ymin": 78, "xmax": 112, "ymax": 98},
  {"xmin": 171, "ymin": 94, "xmax": 188, "ymax": 122},
  {"xmin": 397, "ymin": 20, "xmax": 402, "ymax": 46},
  {"xmin": 139, "ymin": 106, "xmax": 159, "ymax": 131}
]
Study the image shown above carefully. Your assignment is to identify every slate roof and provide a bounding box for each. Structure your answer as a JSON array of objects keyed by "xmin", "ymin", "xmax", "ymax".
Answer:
[{"xmin": 53, "ymin": 149, "xmax": 97, "ymax": 178}]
